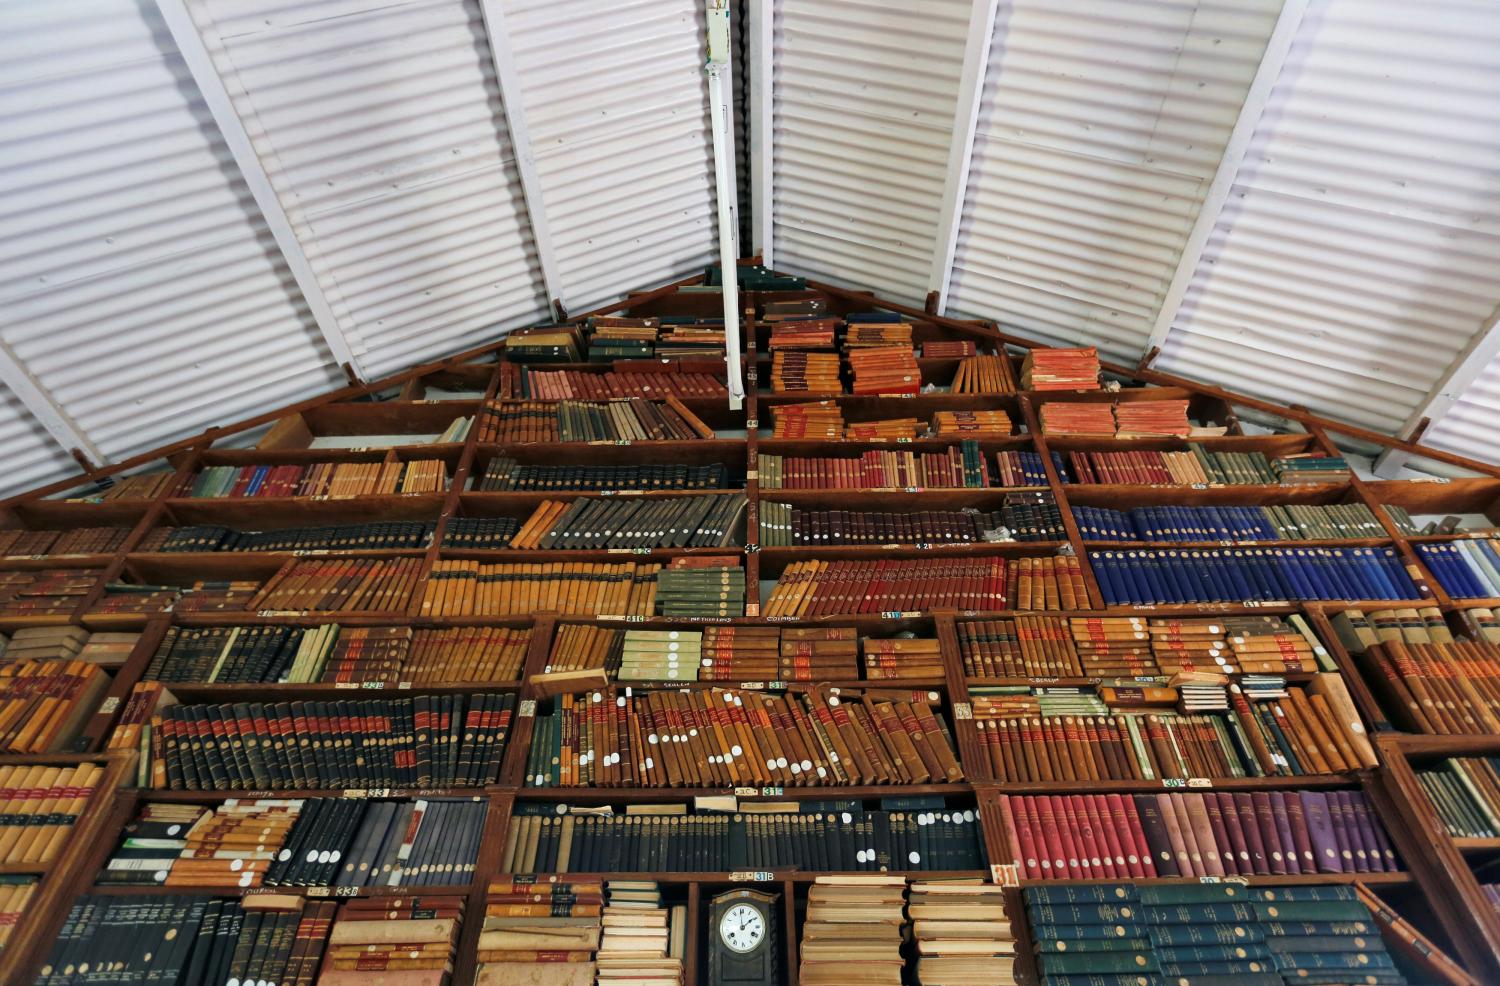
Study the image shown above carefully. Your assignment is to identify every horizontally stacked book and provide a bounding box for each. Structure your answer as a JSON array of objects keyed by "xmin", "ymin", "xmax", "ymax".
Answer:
[
  {"xmin": 798, "ymin": 875, "xmax": 906, "ymax": 985},
  {"xmin": 910, "ymin": 880, "xmax": 1017, "ymax": 986},
  {"xmin": 597, "ymin": 881, "xmax": 684, "ymax": 985},
  {"xmin": 476, "ymin": 877, "xmax": 602, "ymax": 986}
]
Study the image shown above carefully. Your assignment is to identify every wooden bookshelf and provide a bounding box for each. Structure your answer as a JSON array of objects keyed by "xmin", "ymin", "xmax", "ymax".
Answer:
[{"xmin": 0, "ymin": 273, "xmax": 1495, "ymax": 982}]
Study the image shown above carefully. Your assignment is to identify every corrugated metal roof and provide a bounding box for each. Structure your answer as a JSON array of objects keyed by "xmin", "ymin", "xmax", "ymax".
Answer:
[
  {"xmin": 770, "ymin": 0, "xmax": 972, "ymax": 304},
  {"xmin": 0, "ymin": 0, "xmax": 342, "ymax": 473},
  {"xmin": 1424, "ymin": 350, "xmax": 1500, "ymax": 466},
  {"xmin": 501, "ymin": 0, "xmax": 719, "ymax": 315},
  {"xmin": 191, "ymin": 0, "xmax": 550, "ymax": 378},
  {"xmin": 946, "ymin": 0, "xmax": 1283, "ymax": 359},
  {"xmin": 0, "ymin": 387, "xmax": 82, "ymax": 498},
  {"xmin": 1153, "ymin": 0, "xmax": 1500, "ymax": 435}
]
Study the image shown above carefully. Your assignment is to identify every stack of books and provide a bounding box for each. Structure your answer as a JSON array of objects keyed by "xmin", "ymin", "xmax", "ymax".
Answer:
[
  {"xmin": 476, "ymin": 877, "xmax": 603, "ymax": 986},
  {"xmin": 929, "ymin": 409, "xmax": 1013, "ymax": 436},
  {"xmin": 1021, "ymin": 346, "xmax": 1100, "ymax": 390},
  {"xmin": 910, "ymin": 880, "xmax": 1017, "ymax": 986},
  {"xmin": 922, "ymin": 340, "xmax": 977, "ymax": 357},
  {"xmin": 597, "ymin": 881, "xmax": 685, "ymax": 985},
  {"xmin": 1112, "ymin": 398, "xmax": 1192, "ymax": 437},
  {"xmin": 1271, "ymin": 454, "xmax": 1353, "ymax": 484},
  {"xmin": 1039, "ymin": 402, "xmax": 1115, "ymax": 436},
  {"xmin": 588, "ymin": 316, "xmax": 658, "ymax": 360},
  {"xmin": 320, "ymin": 896, "xmax": 464, "ymax": 983},
  {"xmin": 843, "ymin": 417, "xmax": 921, "ymax": 440},
  {"xmin": 847, "ymin": 345, "xmax": 920, "ymax": 395},
  {"xmin": 771, "ymin": 400, "xmax": 845, "ymax": 438},
  {"xmin": 655, "ymin": 557, "xmax": 744, "ymax": 617},
  {"xmin": 504, "ymin": 324, "xmax": 585, "ymax": 362},
  {"xmin": 697, "ymin": 625, "xmax": 781, "ymax": 680},
  {"xmin": 862, "ymin": 636, "xmax": 943, "ymax": 680},
  {"xmin": 616, "ymin": 628, "xmax": 703, "ymax": 682},
  {"xmin": 772, "ymin": 351, "xmax": 842, "ymax": 392},
  {"xmin": 768, "ymin": 319, "xmax": 838, "ymax": 349},
  {"xmin": 798, "ymin": 875, "xmax": 906, "ymax": 985}
]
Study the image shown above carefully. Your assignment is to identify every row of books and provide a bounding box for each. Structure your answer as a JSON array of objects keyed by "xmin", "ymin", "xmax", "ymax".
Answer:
[
  {"xmin": 502, "ymin": 802, "xmax": 986, "ymax": 873},
  {"xmin": 656, "ymin": 560, "xmax": 744, "ymax": 617},
  {"xmin": 1073, "ymin": 501, "xmax": 1384, "ymax": 543},
  {"xmin": 0, "ymin": 526, "xmax": 131, "ymax": 557},
  {"xmin": 188, "ymin": 460, "xmax": 449, "ymax": 498},
  {"xmin": 1355, "ymin": 638, "xmax": 1500, "ymax": 734},
  {"xmin": 1416, "ymin": 756, "xmax": 1500, "ymax": 838},
  {"xmin": 1088, "ymin": 547, "xmax": 1421, "ymax": 604},
  {"xmin": 147, "ymin": 694, "xmax": 515, "ymax": 790},
  {"xmin": 0, "ymin": 659, "xmax": 109, "ymax": 753},
  {"xmin": 421, "ymin": 560, "xmax": 664, "ymax": 617},
  {"xmin": 0, "ymin": 570, "xmax": 104, "ymax": 619},
  {"xmin": 536, "ymin": 625, "xmax": 933, "ymax": 685},
  {"xmin": 949, "ymin": 353, "xmax": 1015, "ymax": 394},
  {"xmin": 250, "ymin": 557, "xmax": 425, "ymax": 612},
  {"xmin": 476, "ymin": 398, "xmax": 712, "ymax": 443},
  {"xmin": 1413, "ymin": 539, "xmax": 1500, "ymax": 597},
  {"xmin": 996, "ymin": 790, "xmax": 1399, "ymax": 879},
  {"xmin": 91, "ymin": 469, "xmax": 180, "ymax": 500},
  {"xmin": 514, "ymin": 368, "xmax": 725, "ymax": 399},
  {"xmin": 0, "ymin": 762, "xmax": 102, "ymax": 865},
  {"xmin": 475, "ymin": 457, "xmax": 732, "ymax": 491},
  {"xmin": 1040, "ymin": 400, "xmax": 1193, "ymax": 438},
  {"xmin": 973, "ymin": 676, "xmax": 1373, "ymax": 781},
  {"xmin": 1062, "ymin": 446, "xmax": 1275, "ymax": 485},
  {"xmin": 508, "ymin": 492, "xmax": 746, "ymax": 550},
  {"xmin": 756, "ymin": 443, "xmax": 992, "ymax": 489},
  {"xmin": 153, "ymin": 521, "xmax": 434, "ymax": 553},
  {"xmin": 958, "ymin": 613, "xmax": 1325, "ymax": 679},
  {"xmin": 1024, "ymin": 883, "xmax": 1404, "ymax": 985},
  {"xmin": 144, "ymin": 624, "xmax": 530, "ymax": 684},
  {"xmin": 757, "ymin": 496, "xmax": 1065, "ymax": 546},
  {"xmin": 441, "ymin": 516, "xmax": 520, "ymax": 549},
  {"xmin": 764, "ymin": 555, "xmax": 1089, "ymax": 617},
  {"xmin": 523, "ymin": 686, "xmax": 963, "ymax": 788},
  {"xmin": 102, "ymin": 797, "xmax": 486, "ymax": 889},
  {"xmin": 994, "ymin": 449, "xmax": 1058, "ymax": 486}
]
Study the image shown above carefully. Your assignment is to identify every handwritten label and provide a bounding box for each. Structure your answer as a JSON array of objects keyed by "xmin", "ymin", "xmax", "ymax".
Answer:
[
  {"xmin": 1187, "ymin": 777, "xmax": 1211, "ymax": 788},
  {"xmin": 98, "ymin": 697, "xmax": 120, "ymax": 715}
]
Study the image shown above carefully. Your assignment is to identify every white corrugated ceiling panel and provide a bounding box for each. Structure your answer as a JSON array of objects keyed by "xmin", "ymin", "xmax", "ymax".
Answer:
[
  {"xmin": 190, "ymin": 0, "xmax": 549, "ymax": 379},
  {"xmin": 1153, "ymin": 0, "xmax": 1500, "ymax": 435},
  {"xmin": 0, "ymin": 386, "xmax": 84, "ymax": 498},
  {"xmin": 771, "ymin": 0, "xmax": 972, "ymax": 304},
  {"xmin": 1422, "ymin": 352, "xmax": 1500, "ymax": 466},
  {"xmin": 501, "ymin": 0, "xmax": 718, "ymax": 315},
  {"xmin": 946, "ymin": 0, "xmax": 1282, "ymax": 360},
  {"xmin": 0, "ymin": 0, "xmax": 342, "ymax": 470}
]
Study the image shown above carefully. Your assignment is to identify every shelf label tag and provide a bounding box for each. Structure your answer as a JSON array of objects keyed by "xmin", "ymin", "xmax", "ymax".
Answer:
[
  {"xmin": 98, "ymin": 697, "xmax": 120, "ymax": 715},
  {"xmin": 952, "ymin": 702, "xmax": 972, "ymax": 721},
  {"xmin": 991, "ymin": 864, "xmax": 1020, "ymax": 887},
  {"xmin": 519, "ymin": 700, "xmax": 537, "ymax": 718},
  {"xmin": 728, "ymin": 870, "xmax": 774, "ymax": 882}
]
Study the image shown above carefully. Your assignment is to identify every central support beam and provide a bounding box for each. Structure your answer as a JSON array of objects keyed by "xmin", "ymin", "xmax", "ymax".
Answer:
[
  {"xmin": 0, "ymin": 341, "xmax": 103, "ymax": 469},
  {"xmin": 706, "ymin": 0, "xmax": 745, "ymax": 407},
  {"xmin": 475, "ymin": 0, "xmax": 569, "ymax": 318},
  {"xmin": 926, "ymin": 0, "xmax": 1001, "ymax": 315},
  {"xmin": 153, "ymin": 0, "xmax": 368, "ymax": 382},
  {"xmin": 1139, "ymin": 0, "xmax": 1310, "ymax": 364}
]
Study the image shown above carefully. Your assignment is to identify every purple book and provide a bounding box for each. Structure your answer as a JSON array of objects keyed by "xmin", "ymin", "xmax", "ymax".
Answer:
[
  {"xmin": 1232, "ymin": 792, "xmax": 1268, "ymax": 874},
  {"xmin": 1348, "ymin": 791, "xmax": 1395, "ymax": 873},
  {"xmin": 1250, "ymin": 792, "xmax": 1287, "ymax": 876},
  {"xmin": 1300, "ymin": 791, "xmax": 1343, "ymax": 874},
  {"xmin": 1267, "ymin": 791, "xmax": 1301, "ymax": 875},
  {"xmin": 1283, "ymin": 791, "xmax": 1317, "ymax": 872}
]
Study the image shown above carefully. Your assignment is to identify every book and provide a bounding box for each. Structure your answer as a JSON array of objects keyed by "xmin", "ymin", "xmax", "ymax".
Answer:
[
  {"xmin": 1355, "ymin": 638, "xmax": 1500, "ymax": 734},
  {"xmin": 516, "ymin": 367, "xmax": 725, "ymax": 399},
  {"xmin": 0, "ymin": 659, "xmax": 109, "ymax": 752},
  {"xmin": 320, "ymin": 894, "xmax": 463, "ymax": 981},
  {"xmin": 247, "ymin": 557, "xmax": 425, "ymax": 612},
  {"xmin": 478, "ymin": 876, "xmax": 602, "ymax": 978},
  {"xmin": 421, "ymin": 561, "xmax": 665, "ymax": 617},
  {"xmin": 1073, "ymin": 501, "xmax": 1384, "ymax": 543},
  {"xmin": 596, "ymin": 880, "xmax": 684, "ymax": 984},
  {"xmin": 1063, "ymin": 447, "xmax": 1277, "ymax": 485},
  {"xmin": 1416, "ymin": 757, "xmax": 1500, "ymax": 836},
  {"xmin": 146, "ymin": 694, "xmax": 515, "ymax": 789},
  {"xmin": 759, "ymin": 495, "xmax": 1064, "ymax": 547},
  {"xmin": 1414, "ymin": 540, "xmax": 1500, "ymax": 598},
  {"xmin": 0, "ymin": 762, "xmax": 102, "ymax": 865},
  {"xmin": 929, "ymin": 410, "xmax": 1013, "ymax": 437},
  {"xmin": 949, "ymin": 355, "xmax": 1016, "ymax": 394},
  {"xmin": 771, "ymin": 351, "xmax": 842, "ymax": 393},
  {"xmin": 188, "ymin": 460, "xmax": 448, "ymax": 498},
  {"xmin": 151, "ymin": 521, "xmax": 438, "ymax": 553},
  {"xmin": 764, "ymin": 555, "xmax": 1087, "ymax": 617}
]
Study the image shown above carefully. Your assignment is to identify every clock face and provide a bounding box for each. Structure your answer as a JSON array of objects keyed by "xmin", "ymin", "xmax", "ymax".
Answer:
[{"xmin": 719, "ymin": 903, "xmax": 765, "ymax": 954}]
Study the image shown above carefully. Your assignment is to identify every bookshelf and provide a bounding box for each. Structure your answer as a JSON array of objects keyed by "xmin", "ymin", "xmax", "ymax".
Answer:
[{"xmin": 1, "ymin": 269, "xmax": 1496, "ymax": 984}]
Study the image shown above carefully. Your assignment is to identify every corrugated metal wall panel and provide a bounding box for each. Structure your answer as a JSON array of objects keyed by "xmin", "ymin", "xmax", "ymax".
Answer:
[
  {"xmin": 0, "ymin": 0, "xmax": 342, "ymax": 471},
  {"xmin": 1154, "ymin": 0, "xmax": 1500, "ymax": 435},
  {"xmin": 191, "ymin": 0, "xmax": 549, "ymax": 378},
  {"xmin": 1425, "ymin": 354, "xmax": 1500, "ymax": 465},
  {"xmin": 947, "ymin": 0, "xmax": 1282, "ymax": 359},
  {"xmin": 771, "ymin": 0, "xmax": 972, "ymax": 304},
  {"xmin": 501, "ymin": 0, "xmax": 718, "ymax": 315}
]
